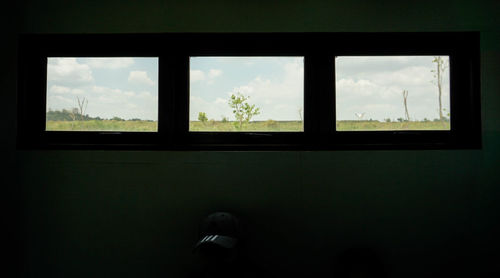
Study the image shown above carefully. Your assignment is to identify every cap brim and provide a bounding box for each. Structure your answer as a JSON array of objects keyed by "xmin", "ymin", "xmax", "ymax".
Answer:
[{"xmin": 194, "ymin": 235, "xmax": 237, "ymax": 250}]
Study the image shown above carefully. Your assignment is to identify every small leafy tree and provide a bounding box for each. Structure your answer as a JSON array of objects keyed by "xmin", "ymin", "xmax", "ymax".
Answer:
[
  {"xmin": 198, "ymin": 112, "xmax": 208, "ymax": 124},
  {"xmin": 228, "ymin": 92, "xmax": 260, "ymax": 130},
  {"xmin": 265, "ymin": 119, "xmax": 279, "ymax": 129}
]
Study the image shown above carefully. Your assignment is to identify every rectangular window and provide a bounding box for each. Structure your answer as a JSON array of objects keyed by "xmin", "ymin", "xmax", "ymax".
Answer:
[
  {"xmin": 189, "ymin": 57, "xmax": 304, "ymax": 132},
  {"xmin": 335, "ymin": 56, "xmax": 450, "ymax": 131},
  {"xmin": 46, "ymin": 57, "xmax": 159, "ymax": 132},
  {"xmin": 17, "ymin": 33, "xmax": 480, "ymax": 150}
]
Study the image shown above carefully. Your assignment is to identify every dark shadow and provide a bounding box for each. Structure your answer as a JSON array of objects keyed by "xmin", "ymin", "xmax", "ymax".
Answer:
[
  {"xmin": 333, "ymin": 247, "xmax": 387, "ymax": 278},
  {"xmin": 189, "ymin": 211, "xmax": 268, "ymax": 278}
]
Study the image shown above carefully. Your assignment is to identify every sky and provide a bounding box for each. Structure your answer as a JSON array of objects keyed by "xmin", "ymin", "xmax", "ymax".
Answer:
[
  {"xmin": 336, "ymin": 56, "xmax": 450, "ymax": 121},
  {"xmin": 46, "ymin": 56, "xmax": 449, "ymax": 123},
  {"xmin": 190, "ymin": 57, "xmax": 304, "ymax": 121},
  {"xmin": 46, "ymin": 57, "xmax": 158, "ymax": 121}
]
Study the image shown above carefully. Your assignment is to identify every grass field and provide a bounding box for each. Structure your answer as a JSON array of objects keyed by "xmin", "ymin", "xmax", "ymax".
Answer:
[
  {"xmin": 46, "ymin": 120, "xmax": 158, "ymax": 132},
  {"xmin": 45, "ymin": 120, "xmax": 450, "ymax": 132},
  {"xmin": 336, "ymin": 120, "xmax": 450, "ymax": 131},
  {"xmin": 190, "ymin": 120, "xmax": 450, "ymax": 131},
  {"xmin": 189, "ymin": 120, "xmax": 304, "ymax": 132}
]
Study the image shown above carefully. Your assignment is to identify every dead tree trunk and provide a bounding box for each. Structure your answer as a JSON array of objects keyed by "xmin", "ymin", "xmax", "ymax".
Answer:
[
  {"xmin": 403, "ymin": 90, "xmax": 410, "ymax": 121},
  {"xmin": 433, "ymin": 57, "xmax": 447, "ymax": 121},
  {"xmin": 436, "ymin": 61, "xmax": 443, "ymax": 120},
  {"xmin": 77, "ymin": 96, "xmax": 88, "ymax": 121}
]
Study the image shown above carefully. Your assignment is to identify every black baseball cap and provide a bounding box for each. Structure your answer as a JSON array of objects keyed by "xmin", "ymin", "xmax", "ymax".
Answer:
[{"xmin": 194, "ymin": 212, "xmax": 240, "ymax": 250}]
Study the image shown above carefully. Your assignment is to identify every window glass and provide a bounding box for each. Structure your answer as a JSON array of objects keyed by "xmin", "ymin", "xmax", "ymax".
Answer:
[
  {"xmin": 46, "ymin": 57, "xmax": 158, "ymax": 132},
  {"xmin": 335, "ymin": 56, "xmax": 450, "ymax": 131},
  {"xmin": 189, "ymin": 57, "xmax": 304, "ymax": 132}
]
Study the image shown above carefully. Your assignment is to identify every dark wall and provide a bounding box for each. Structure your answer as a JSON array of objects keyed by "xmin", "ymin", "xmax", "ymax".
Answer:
[{"xmin": 3, "ymin": 1, "xmax": 500, "ymax": 277}]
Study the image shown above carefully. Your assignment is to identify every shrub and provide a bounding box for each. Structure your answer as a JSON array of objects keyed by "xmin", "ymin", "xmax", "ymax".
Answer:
[
  {"xmin": 265, "ymin": 119, "xmax": 279, "ymax": 129},
  {"xmin": 198, "ymin": 112, "xmax": 208, "ymax": 124}
]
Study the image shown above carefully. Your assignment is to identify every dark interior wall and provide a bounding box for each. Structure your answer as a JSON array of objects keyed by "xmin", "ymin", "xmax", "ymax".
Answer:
[{"xmin": 3, "ymin": 0, "xmax": 500, "ymax": 277}]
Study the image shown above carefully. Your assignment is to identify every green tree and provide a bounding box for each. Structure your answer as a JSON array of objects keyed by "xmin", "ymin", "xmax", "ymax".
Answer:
[
  {"xmin": 198, "ymin": 112, "xmax": 208, "ymax": 124},
  {"xmin": 228, "ymin": 92, "xmax": 260, "ymax": 130}
]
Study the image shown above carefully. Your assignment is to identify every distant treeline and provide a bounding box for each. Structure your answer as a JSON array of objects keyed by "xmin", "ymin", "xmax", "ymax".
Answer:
[{"xmin": 46, "ymin": 109, "xmax": 153, "ymax": 122}]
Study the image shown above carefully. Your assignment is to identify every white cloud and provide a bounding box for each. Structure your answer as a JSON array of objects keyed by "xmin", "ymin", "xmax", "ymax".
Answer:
[
  {"xmin": 49, "ymin": 85, "xmax": 85, "ymax": 95},
  {"xmin": 335, "ymin": 57, "xmax": 451, "ymax": 121},
  {"xmin": 190, "ymin": 70, "xmax": 205, "ymax": 82},
  {"xmin": 49, "ymin": 85, "xmax": 71, "ymax": 94},
  {"xmin": 190, "ymin": 69, "xmax": 222, "ymax": 83},
  {"xmin": 97, "ymin": 95, "xmax": 116, "ymax": 104},
  {"xmin": 208, "ymin": 69, "xmax": 222, "ymax": 78},
  {"xmin": 190, "ymin": 57, "xmax": 304, "ymax": 121},
  {"xmin": 85, "ymin": 58, "xmax": 135, "ymax": 69},
  {"xmin": 75, "ymin": 86, "xmax": 157, "ymax": 120},
  {"xmin": 128, "ymin": 71, "xmax": 155, "ymax": 86},
  {"xmin": 215, "ymin": 97, "xmax": 227, "ymax": 105},
  {"xmin": 46, "ymin": 58, "xmax": 158, "ymax": 121},
  {"xmin": 190, "ymin": 96, "xmax": 232, "ymax": 121},
  {"xmin": 226, "ymin": 60, "xmax": 304, "ymax": 120},
  {"xmin": 369, "ymin": 66, "xmax": 434, "ymax": 87},
  {"xmin": 47, "ymin": 58, "xmax": 93, "ymax": 84},
  {"xmin": 336, "ymin": 79, "xmax": 378, "ymax": 97},
  {"xmin": 91, "ymin": 85, "xmax": 122, "ymax": 95},
  {"xmin": 137, "ymin": 91, "xmax": 152, "ymax": 98},
  {"xmin": 48, "ymin": 95, "xmax": 73, "ymax": 105}
]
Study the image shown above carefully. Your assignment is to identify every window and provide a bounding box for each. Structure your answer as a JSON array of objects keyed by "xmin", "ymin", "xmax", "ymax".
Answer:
[
  {"xmin": 189, "ymin": 57, "xmax": 304, "ymax": 132},
  {"xmin": 335, "ymin": 56, "xmax": 450, "ymax": 131},
  {"xmin": 17, "ymin": 33, "xmax": 481, "ymax": 150},
  {"xmin": 46, "ymin": 57, "xmax": 159, "ymax": 132}
]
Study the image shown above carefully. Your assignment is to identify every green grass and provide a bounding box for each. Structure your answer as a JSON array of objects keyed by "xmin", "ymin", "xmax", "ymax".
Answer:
[
  {"xmin": 46, "ymin": 120, "xmax": 157, "ymax": 132},
  {"xmin": 336, "ymin": 120, "xmax": 450, "ymax": 131},
  {"xmin": 191, "ymin": 120, "xmax": 450, "ymax": 132},
  {"xmin": 189, "ymin": 120, "xmax": 303, "ymax": 132},
  {"xmin": 45, "ymin": 120, "xmax": 450, "ymax": 132}
]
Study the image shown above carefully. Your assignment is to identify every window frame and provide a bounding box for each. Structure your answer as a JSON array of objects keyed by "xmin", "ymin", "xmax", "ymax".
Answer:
[{"xmin": 17, "ymin": 32, "xmax": 481, "ymax": 150}]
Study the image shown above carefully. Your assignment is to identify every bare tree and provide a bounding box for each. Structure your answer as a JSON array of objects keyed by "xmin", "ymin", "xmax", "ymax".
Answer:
[
  {"xmin": 69, "ymin": 107, "xmax": 79, "ymax": 130},
  {"xmin": 76, "ymin": 96, "xmax": 88, "ymax": 121},
  {"xmin": 403, "ymin": 90, "xmax": 410, "ymax": 121},
  {"xmin": 69, "ymin": 108, "xmax": 78, "ymax": 122},
  {"xmin": 432, "ymin": 57, "xmax": 447, "ymax": 120},
  {"xmin": 298, "ymin": 107, "xmax": 303, "ymax": 122}
]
